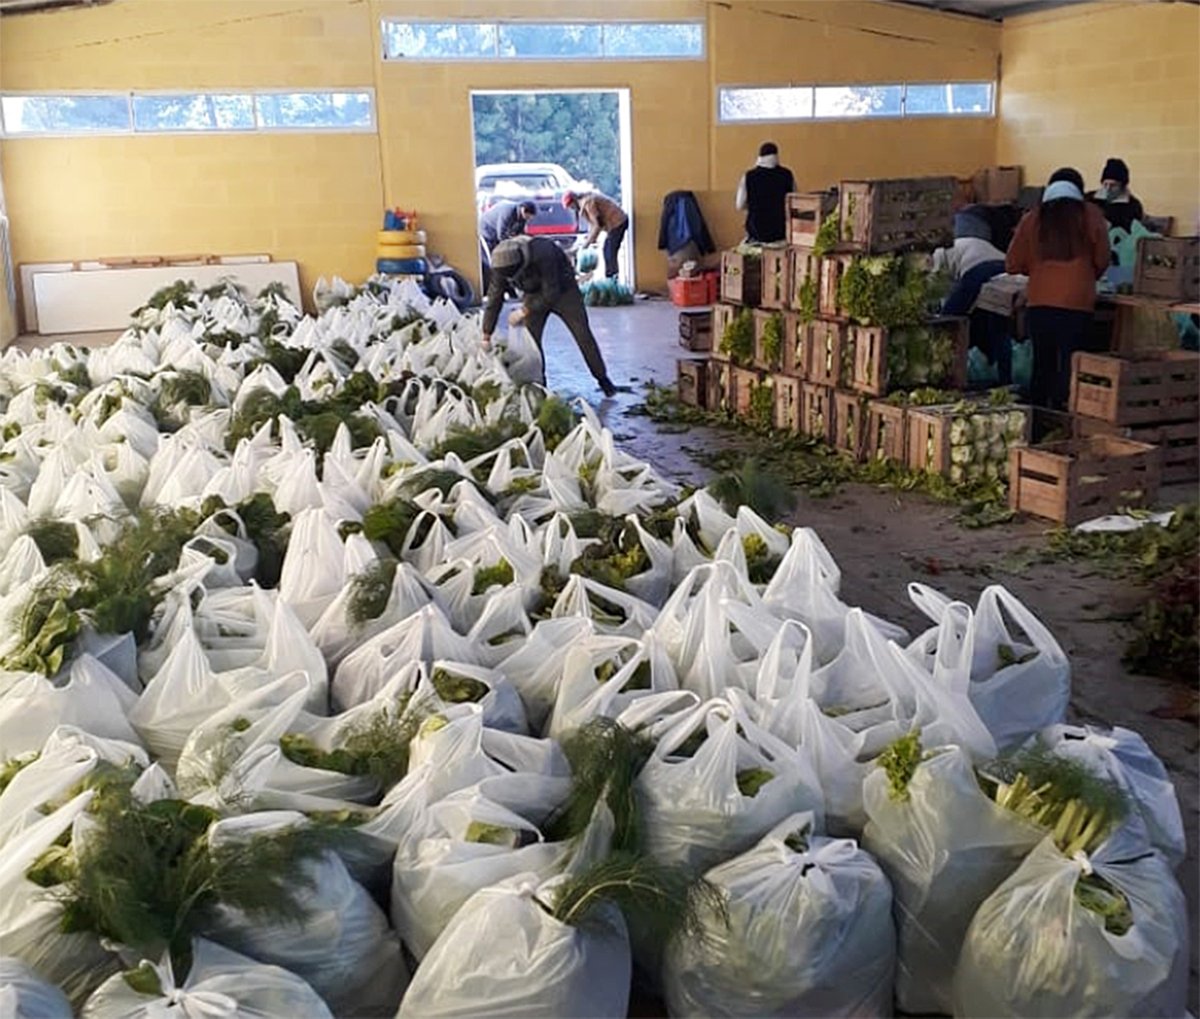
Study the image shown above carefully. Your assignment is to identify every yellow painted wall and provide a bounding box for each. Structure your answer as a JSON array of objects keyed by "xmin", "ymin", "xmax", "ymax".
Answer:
[
  {"xmin": 0, "ymin": 0, "xmax": 1006, "ymax": 308},
  {"xmin": 707, "ymin": 1, "xmax": 999, "ymax": 246},
  {"xmin": 997, "ymin": 1, "xmax": 1200, "ymax": 233},
  {"xmin": 0, "ymin": 0, "xmax": 384, "ymax": 312},
  {"xmin": 370, "ymin": 0, "xmax": 710, "ymax": 296}
]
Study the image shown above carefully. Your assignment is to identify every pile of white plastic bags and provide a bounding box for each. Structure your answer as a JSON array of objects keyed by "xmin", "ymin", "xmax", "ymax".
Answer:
[{"xmin": 0, "ymin": 276, "xmax": 1187, "ymax": 1019}]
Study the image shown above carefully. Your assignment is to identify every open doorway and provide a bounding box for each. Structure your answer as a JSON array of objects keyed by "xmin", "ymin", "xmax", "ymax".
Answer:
[{"xmin": 470, "ymin": 88, "xmax": 634, "ymax": 294}]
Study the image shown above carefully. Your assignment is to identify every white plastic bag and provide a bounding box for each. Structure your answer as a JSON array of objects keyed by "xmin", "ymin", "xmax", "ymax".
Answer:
[
  {"xmin": 861, "ymin": 744, "xmax": 1043, "ymax": 1015},
  {"xmin": 0, "ymin": 793, "xmax": 118, "ymax": 1008},
  {"xmin": 0, "ymin": 955, "xmax": 72, "ymax": 1019},
  {"xmin": 907, "ymin": 582, "xmax": 1069, "ymax": 748},
  {"xmin": 398, "ymin": 872, "xmax": 630, "ymax": 1019},
  {"xmin": 0, "ymin": 655, "xmax": 141, "ymax": 755},
  {"xmin": 202, "ymin": 811, "xmax": 407, "ymax": 1018},
  {"xmin": 390, "ymin": 787, "xmax": 567, "ymax": 960},
  {"xmin": 637, "ymin": 697, "xmax": 824, "ymax": 877},
  {"xmin": 80, "ymin": 939, "xmax": 333, "ymax": 1019},
  {"xmin": 663, "ymin": 812, "xmax": 895, "ymax": 1018},
  {"xmin": 955, "ymin": 831, "xmax": 1189, "ymax": 1018}
]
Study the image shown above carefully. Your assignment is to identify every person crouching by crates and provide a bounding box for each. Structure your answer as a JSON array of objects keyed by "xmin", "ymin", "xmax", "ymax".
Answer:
[
  {"xmin": 1006, "ymin": 168, "xmax": 1111, "ymax": 411},
  {"xmin": 564, "ymin": 191, "xmax": 628, "ymax": 279},
  {"xmin": 481, "ymin": 235, "xmax": 622, "ymax": 398},
  {"xmin": 934, "ymin": 209, "xmax": 1010, "ymax": 383}
]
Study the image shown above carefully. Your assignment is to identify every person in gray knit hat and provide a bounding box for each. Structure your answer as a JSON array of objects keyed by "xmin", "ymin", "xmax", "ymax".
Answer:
[{"xmin": 482, "ymin": 235, "xmax": 620, "ymax": 397}]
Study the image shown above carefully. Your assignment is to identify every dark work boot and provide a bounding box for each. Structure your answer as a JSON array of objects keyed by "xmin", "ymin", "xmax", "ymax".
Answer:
[{"xmin": 599, "ymin": 376, "xmax": 618, "ymax": 397}]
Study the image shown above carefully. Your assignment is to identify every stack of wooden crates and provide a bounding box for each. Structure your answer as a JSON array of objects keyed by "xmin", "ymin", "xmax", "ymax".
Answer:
[{"xmin": 679, "ymin": 176, "xmax": 991, "ymax": 472}]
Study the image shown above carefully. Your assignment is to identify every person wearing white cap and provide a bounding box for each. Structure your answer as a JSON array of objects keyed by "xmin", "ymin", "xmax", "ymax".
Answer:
[{"xmin": 1005, "ymin": 167, "xmax": 1111, "ymax": 410}]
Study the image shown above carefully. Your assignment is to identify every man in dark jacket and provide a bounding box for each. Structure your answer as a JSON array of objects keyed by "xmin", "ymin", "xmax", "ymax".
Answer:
[
  {"xmin": 735, "ymin": 142, "xmax": 795, "ymax": 243},
  {"xmin": 479, "ymin": 199, "xmax": 537, "ymax": 253},
  {"xmin": 481, "ymin": 235, "xmax": 619, "ymax": 397}
]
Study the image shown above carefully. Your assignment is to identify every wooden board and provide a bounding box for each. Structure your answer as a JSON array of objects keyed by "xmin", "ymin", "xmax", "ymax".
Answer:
[
  {"xmin": 800, "ymin": 382, "xmax": 835, "ymax": 444},
  {"xmin": 772, "ymin": 373, "xmax": 802, "ymax": 432},
  {"xmin": 1008, "ymin": 436, "xmax": 1162, "ymax": 525},
  {"xmin": 759, "ymin": 245, "xmax": 790, "ymax": 310},
  {"xmin": 1074, "ymin": 416, "xmax": 1199, "ymax": 486},
  {"xmin": 1070, "ymin": 350, "xmax": 1200, "ymax": 426},
  {"xmin": 866, "ymin": 400, "xmax": 907, "ymax": 463},
  {"xmin": 677, "ymin": 358, "xmax": 709, "ymax": 409},
  {"xmin": 833, "ymin": 389, "xmax": 869, "ymax": 460},
  {"xmin": 33, "ymin": 260, "xmax": 297, "ymax": 334}
]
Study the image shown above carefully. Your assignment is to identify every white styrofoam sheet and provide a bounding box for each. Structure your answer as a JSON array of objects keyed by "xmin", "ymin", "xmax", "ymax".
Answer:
[{"xmin": 33, "ymin": 261, "xmax": 300, "ymax": 334}]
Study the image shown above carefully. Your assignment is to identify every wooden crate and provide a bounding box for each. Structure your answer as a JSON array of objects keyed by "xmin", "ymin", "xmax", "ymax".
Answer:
[
  {"xmin": 760, "ymin": 245, "xmax": 790, "ymax": 310},
  {"xmin": 785, "ymin": 191, "xmax": 839, "ymax": 248},
  {"xmin": 752, "ymin": 308, "xmax": 786, "ymax": 372},
  {"xmin": 787, "ymin": 247, "xmax": 821, "ymax": 315},
  {"xmin": 1070, "ymin": 351, "xmax": 1200, "ymax": 426},
  {"xmin": 720, "ymin": 251, "xmax": 762, "ymax": 306},
  {"xmin": 781, "ymin": 312, "xmax": 810, "ymax": 379},
  {"xmin": 839, "ymin": 177, "xmax": 955, "ymax": 254},
  {"xmin": 773, "ymin": 373, "xmax": 802, "ymax": 432},
  {"xmin": 1132, "ymin": 236, "xmax": 1199, "ymax": 302},
  {"xmin": 712, "ymin": 302, "xmax": 739, "ymax": 358},
  {"xmin": 972, "ymin": 166, "xmax": 1021, "ymax": 205},
  {"xmin": 1008, "ymin": 436, "xmax": 1162, "ymax": 525},
  {"xmin": 907, "ymin": 402, "xmax": 1033, "ymax": 476},
  {"xmin": 678, "ymin": 309, "xmax": 713, "ymax": 352},
  {"xmin": 833, "ymin": 390, "xmax": 869, "ymax": 461},
  {"xmin": 818, "ymin": 254, "xmax": 853, "ymax": 319},
  {"xmin": 677, "ymin": 358, "xmax": 709, "ymax": 409},
  {"xmin": 706, "ymin": 358, "xmax": 734, "ymax": 414},
  {"xmin": 807, "ymin": 319, "xmax": 847, "ymax": 387},
  {"xmin": 800, "ymin": 382, "xmax": 835, "ymax": 444},
  {"xmin": 866, "ymin": 400, "xmax": 908, "ymax": 463},
  {"xmin": 1075, "ymin": 417, "xmax": 1199, "ymax": 485},
  {"xmin": 850, "ymin": 317, "xmax": 969, "ymax": 396},
  {"xmin": 731, "ymin": 366, "xmax": 764, "ymax": 420}
]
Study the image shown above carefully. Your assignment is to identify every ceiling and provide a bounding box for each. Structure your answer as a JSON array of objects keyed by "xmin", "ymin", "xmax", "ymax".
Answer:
[{"xmin": 899, "ymin": 0, "xmax": 1169, "ymax": 19}]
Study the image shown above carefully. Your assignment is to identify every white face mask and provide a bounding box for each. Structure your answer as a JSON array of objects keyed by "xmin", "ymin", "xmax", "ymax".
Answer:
[{"xmin": 1097, "ymin": 183, "xmax": 1123, "ymax": 201}]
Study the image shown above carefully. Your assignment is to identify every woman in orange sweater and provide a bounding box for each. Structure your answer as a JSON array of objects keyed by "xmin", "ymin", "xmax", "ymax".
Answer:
[{"xmin": 1006, "ymin": 168, "xmax": 1111, "ymax": 410}]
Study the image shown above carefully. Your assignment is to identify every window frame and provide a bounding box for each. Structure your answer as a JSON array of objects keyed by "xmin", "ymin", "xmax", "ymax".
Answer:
[
  {"xmin": 380, "ymin": 18, "xmax": 706, "ymax": 62},
  {"xmin": 0, "ymin": 88, "xmax": 378, "ymax": 138},
  {"xmin": 716, "ymin": 80, "xmax": 996, "ymax": 125}
]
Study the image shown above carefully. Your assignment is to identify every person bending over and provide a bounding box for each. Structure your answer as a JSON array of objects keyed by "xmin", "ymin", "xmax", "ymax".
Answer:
[
  {"xmin": 565, "ymin": 191, "xmax": 629, "ymax": 280},
  {"xmin": 482, "ymin": 235, "xmax": 619, "ymax": 397}
]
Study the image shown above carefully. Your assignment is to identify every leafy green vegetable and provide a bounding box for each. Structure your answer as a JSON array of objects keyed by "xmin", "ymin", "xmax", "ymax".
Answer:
[
  {"xmin": 707, "ymin": 459, "xmax": 796, "ymax": 521},
  {"xmin": 53, "ymin": 790, "xmax": 330, "ymax": 974},
  {"xmin": 877, "ymin": 731, "xmax": 929, "ymax": 802},
  {"xmin": 1074, "ymin": 872, "xmax": 1134, "ymax": 935},
  {"xmin": 472, "ymin": 559, "xmax": 515, "ymax": 595},
  {"xmin": 430, "ymin": 668, "xmax": 489, "ymax": 704},
  {"xmin": 979, "ymin": 744, "xmax": 1127, "ymax": 856},
  {"xmin": 545, "ymin": 718, "xmax": 652, "ymax": 852},
  {"xmin": 736, "ymin": 767, "xmax": 774, "ymax": 798},
  {"xmin": 719, "ymin": 310, "xmax": 755, "ymax": 366},
  {"xmin": 25, "ymin": 520, "xmax": 79, "ymax": 565},
  {"xmin": 542, "ymin": 852, "xmax": 725, "ymax": 945},
  {"xmin": 346, "ymin": 559, "xmax": 398, "ymax": 625}
]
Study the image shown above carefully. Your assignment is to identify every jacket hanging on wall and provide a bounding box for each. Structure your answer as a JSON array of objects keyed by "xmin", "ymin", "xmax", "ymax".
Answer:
[{"xmin": 658, "ymin": 191, "xmax": 716, "ymax": 257}]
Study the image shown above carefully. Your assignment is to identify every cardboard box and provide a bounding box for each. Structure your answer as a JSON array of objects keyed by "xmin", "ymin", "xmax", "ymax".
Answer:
[{"xmin": 972, "ymin": 166, "xmax": 1022, "ymax": 205}]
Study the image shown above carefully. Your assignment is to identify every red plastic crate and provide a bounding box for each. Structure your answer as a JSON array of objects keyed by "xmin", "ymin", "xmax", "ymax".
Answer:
[{"xmin": 669, "ymin": 275, "xmax": 713, "ymax": 307}]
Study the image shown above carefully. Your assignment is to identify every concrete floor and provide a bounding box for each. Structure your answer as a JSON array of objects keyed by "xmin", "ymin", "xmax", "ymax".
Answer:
[{"xmin": 15, "ymin": 299, "xmax": 1199, "ymax": 1013}]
